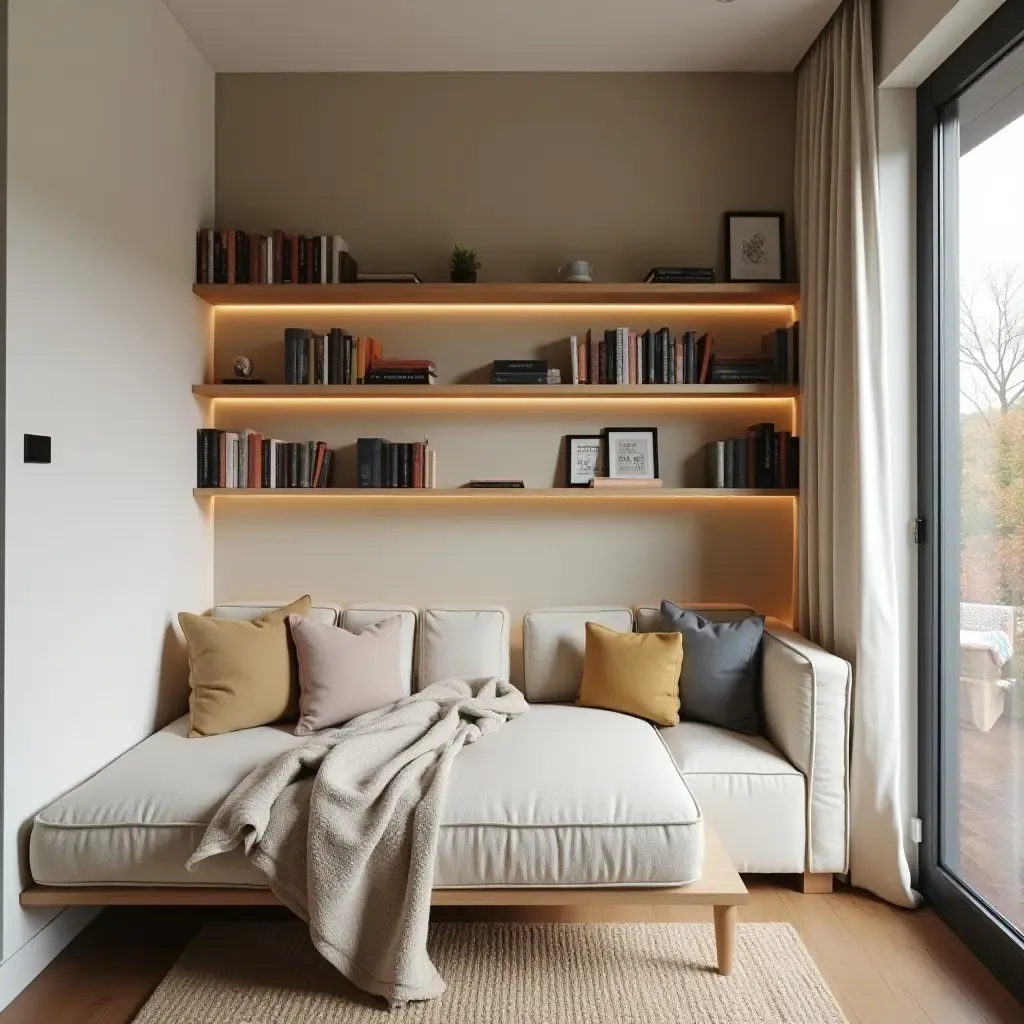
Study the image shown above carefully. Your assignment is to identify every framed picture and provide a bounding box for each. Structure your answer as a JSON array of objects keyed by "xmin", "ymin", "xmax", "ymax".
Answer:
[
  {"xmin": 604, "ymin": 427, "xmax": 659, "ymax": 480},
  {"xmin": 564, "ymin": 434, "xmax": 602, "ymax": 487},
  {"xmin": 725, "ymin": 212, "xmax": 785, "ymax": 283}
]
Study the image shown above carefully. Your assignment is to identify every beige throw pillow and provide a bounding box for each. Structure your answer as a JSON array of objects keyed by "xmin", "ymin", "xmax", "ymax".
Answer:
[
  {"xmin": 289, "ymin": 615, "xmax": 406, "ymax": 735},
  {"xmin": 576, "ymin": 621, "xmax": 683, "ymax": 727},
  {"xmin": 179, "ymin": 596, "xmax": 312, "ymax": 738}
]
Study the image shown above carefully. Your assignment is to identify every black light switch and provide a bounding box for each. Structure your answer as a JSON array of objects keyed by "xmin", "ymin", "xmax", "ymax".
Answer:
[{"xmin": 24, "ymin": 434, "xmax": 51, "ymax": 464}]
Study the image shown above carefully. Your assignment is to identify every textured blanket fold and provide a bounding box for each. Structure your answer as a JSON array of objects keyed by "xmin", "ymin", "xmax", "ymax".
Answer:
[{"xmin": 186, "ymin": 677, "xmax": 528, "ymax": 1007}]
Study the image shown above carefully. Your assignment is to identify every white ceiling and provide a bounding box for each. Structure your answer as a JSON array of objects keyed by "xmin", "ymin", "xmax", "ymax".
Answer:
[{"xmin": 163, "ymin": 0, "xmax": 842, "ymax": 73}]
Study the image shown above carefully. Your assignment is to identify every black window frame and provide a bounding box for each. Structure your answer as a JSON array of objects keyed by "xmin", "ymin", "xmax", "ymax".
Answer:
[{"xmin": 918, "ymin": 0, "xmax": 1024, "ymax": 1002}]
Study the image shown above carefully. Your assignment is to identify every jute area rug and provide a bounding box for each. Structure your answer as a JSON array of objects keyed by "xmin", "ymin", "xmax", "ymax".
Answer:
[{"xmin": 134, "ymin": 921, "xmax": 847, "ymax": 1023}]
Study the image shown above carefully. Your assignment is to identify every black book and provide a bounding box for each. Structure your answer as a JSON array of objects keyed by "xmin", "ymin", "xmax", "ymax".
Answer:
[
  {"xmin": 275, "ymin": 442, "xmax": 285, "ymax": 489},
  {"xmin": 684, "ymin": 332, "xmax": 696, "ymax": 385},
  {"xmin": 296, "ymin": 330, "xmax": 310, "ymax": 384},
  {"xmin": 789, "ymin": 436, "xmax": 800, "ymax": 489},
  {"xmin": 313, "ymin": 335, "xmax": 326, "ymax": 384},
  {"xmin": 643, "ymin": 330, "xmax": 655, "ymax": 384},
  {"xmin": 312, "ymin": 237, "xmax": 322, "ymax": 284},
  {"xmin": 196, "ymin": 428, "xmax": 220, "ymax": 488},
  {"xmin": 284, "ymin": 327, "xmax": 306, "ymax": 384},
  {"xmin": 734, "ymin": 437, "xmax": 749, "ymax": 488},
  {"xmin": 491, "ymin": 373, "xmax": 548, "ymax": 385},
  {"xmin": 342, "ymin": 335, "xmax": 354, "ymax": 385},
  {"xmin": 212, "ymin": 233, "xmax": 223, "ymax": 284},
  {"xmin": 668, "ymin": 336, "xmax": 676, "ymax": 384},
  {"xmin": 357, "ymin": 438, "xmax": 383, "ymax": 488},
  {"xmin": 398, "ymin": 443, "xmax": 410, "ymax": 487},
  {"xmin": 261, "ymin": 440, "xmax": 271, "ymax": 488},
  {"xmin": 390, "ymin": 443, "xmax": 400, "ymax": 488},
  {"xmin": 327, "ymin": 328, "xmax": 341, "ymax": 384},
  {"xmin": 653, "ymin": 332, "xmax": 662, "ymax": 384},
  {"xmin": 285, "ymin": 442, "xmax": 297, "ymax": 488},
  {"xmin": 643, "ymin": 267, "xmax": 715, "ymax": 283},
  {"xmin": 723, "ymin": 438, "xmax": 736, "ymax": 488},
  {"xmin": 366, "ymin": 371, "xmax": 436, "ymax": 384},
  {"xmin": 750, "ymin": 424, "xmax": 776, "ymax": 488},
  {"xmin": 492, "ymin": 360, "xmax": 548, "ymax": 374},
  {"xmin": 660, "ymin": 328, "xmax": 671, "ymax": 384},
  {"xmin": 792, "ymin": 323, "xmax": 801, "ymax": 385},
  {"xmin": 468, "ymin": 480, "xmax": 525, "ymax": 488},
  {"xmin": 235, "ymin": 232, "xmax": 246, "ymax": 285},
  {"xmin": 603, "ymin": 330, "xmax": 616, "ymax": 385},
  {"xmin": 318, "ymin": 449, "xmax": 333, "ymax": 487}
]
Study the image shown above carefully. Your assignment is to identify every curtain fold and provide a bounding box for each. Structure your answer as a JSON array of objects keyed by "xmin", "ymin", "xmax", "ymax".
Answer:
[{"xmin": 795, "ymin": 0, "xmax": 918, "ymax": 908}]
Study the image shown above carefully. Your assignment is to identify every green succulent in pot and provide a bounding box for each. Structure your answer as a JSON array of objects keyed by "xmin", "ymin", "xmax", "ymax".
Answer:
[{"xmin": 450, "ymin": 246, "xmax": 481, "ymax": 283}]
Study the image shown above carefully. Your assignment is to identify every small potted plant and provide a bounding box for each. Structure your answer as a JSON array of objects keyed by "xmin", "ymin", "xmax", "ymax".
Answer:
[{"xmin": 450, "ymin": 246, "xmax": 481, "ymax": 283}]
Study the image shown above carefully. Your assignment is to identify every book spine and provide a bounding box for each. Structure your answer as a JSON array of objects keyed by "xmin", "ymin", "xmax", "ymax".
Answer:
[
  {"xmin": 789, "ymin": 435, "xmax": 800, "ymax": 489},
  {"xmin": 319, "ymin": 449, "xmax": 333, "ymax": 487},
  {"xmin": 577, "ymin": 337, "xmax": 588, "ymax": 384},
  {"xmin": 426, "ymin": 447, "xmax": 437, "ymax": 488},
  {"xmin": 706, "ymin": 441, "xmax": 726, "ymax": 488},
  {"xmin": 390, "ymin": 443, "xmax": 400, "ymax": 488},
  {"xmin": 570, "ymin": 335, "xmax": 579, "ymax": 385},
  {"xmin": 685, "ymin": 332, "xmax": 696, "ymax": 384},
  {"xmin": 723, "ymin": 439, "xmax": 736, "ymax": 488},
  {"xmin": 267, "ymin": 440, "xmax": 276, "ymax": 488},
  {"xmin": 603, "ymin": 331, "xmax": 615, "ymax": 384},
  {"xmin": 489, "ymin": 373, "xmax": 547, "ymax": 385},
  {"xmin": 661, "ymin": 328, "xmax": 670, "ymax": 384},
  {"xmin": 644, "ymin": 332, "xmax": 655, "ymax": 384},
  {"xmin": 313, "ymin": 334, "xmax": 325, "ymax": 385},
  {"xmin": 413, "ymin": 442, "xmax": 424, "ymax": 488},
  {"xmin": 311, "ymin": 237, "xmax": 321, "ymax": 283},
  {"xmin": 380, "ymin": 441, "xmax": 391, "ymax": 487},
  {"xmin": 197, "ymin": 429, "xmax": 213, "ymax": 487},
  {"xmin": 493, "ymin": 360, "xmax": 548, "ymax": 373},
  {"xmin": 399, "ymin": 443, "xmax": 410, "ymax": 488},
  {"xmin": 735, "ymin": 438, "xmax": 749, "ymax": 488},
  {"xmin": 752, "ymin": 424, "xmax": 774, "ymax": 488},
  {"xmin": 250, "ymin": 433, "xmax": 263, "ymax": 488},
  {"xmin": 227, "ymin": 435, "xmax": 239, "ymax": 488},
  {"xmin": 357, "ymin": 438, "xmax": 377, "ymax": 488},
  {"xmin": 588, "ymin": 330, "xmax": 598, "ymax": 386}
]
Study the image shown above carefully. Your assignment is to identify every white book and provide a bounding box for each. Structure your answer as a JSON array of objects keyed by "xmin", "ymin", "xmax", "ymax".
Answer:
[
  {"xmin": 638, "ymin": 337, "xmax": 645, "ymax": 385},
  {"xmin": 268, "ymin": 440, "xmax": 276, "ymax": 488},
  {"xmin": 426, "ymin": 448, "xmax": 437, "ymax": 489},
  {"xmin": 616, "ymin": 327, "xmax": 625, "ymax": 384},
  {"xmin": 570, "ymin": 334, "xmax": 579, "ymax": 385},
  {"xmin": 224, "ymin": 434, "xmax": 238, "ymax": 488},
  {"xmin": 265, "ymin": 241, "xmax": 273, "ymax": 284}
]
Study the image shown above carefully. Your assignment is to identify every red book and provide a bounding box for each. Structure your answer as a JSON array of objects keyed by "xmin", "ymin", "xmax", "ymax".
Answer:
[
  {"xmin": 698, "ymin": 333, "xmax": 714, "ymax": 384},
  {"xmin": 311, "ymin": 441, "xmax": 327, "ymax": 486},
  {"xmin": 226, "ymin": 230, "xmax": 236, "ymax": 285},
  {"xmin": 577, "ymin": 338, "xmax": 588, "ymax": 384},
  {"xmin": 413, "ymin": 443, "xmax": 424, "ymax": 488},
  {"xmin": 628, "ymin": 333, "xmax": 637, "ymax": 385},
  {"xmin": 273, "ymin": 229, "xmax": 284, "ymax": 284}
]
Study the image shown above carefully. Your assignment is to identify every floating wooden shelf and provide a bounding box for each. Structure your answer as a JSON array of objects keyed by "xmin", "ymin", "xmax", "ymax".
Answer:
[
  {"xmin": 193, "ymin": 488, "xmax": 798, "ymax": 499},
  {"xmin": 193, "ymin": 282, "xmax": 800, "ymax": 307},
  {"xmin": 194, "ymin": 383, "xmax": 800, "ymax": 400}
]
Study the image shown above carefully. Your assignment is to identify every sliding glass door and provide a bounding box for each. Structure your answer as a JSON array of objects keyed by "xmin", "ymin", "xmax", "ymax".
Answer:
[{"xmin": 919, "ymin": 1, "xmax": 1024, "ymax": 999}]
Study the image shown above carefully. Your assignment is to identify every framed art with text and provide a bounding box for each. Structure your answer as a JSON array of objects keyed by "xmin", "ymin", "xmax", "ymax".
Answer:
[
  {"xmin": 604, "ymin": 427, "xmax": 659, "ymax": 479},
  {"xmin": 565, "ymin": 434, "xmax": 602, "ymax": 487}
]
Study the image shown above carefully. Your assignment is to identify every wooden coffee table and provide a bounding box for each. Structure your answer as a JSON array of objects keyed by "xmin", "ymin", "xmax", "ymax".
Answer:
[{"xmin": 21, "ymin": 825, "xmax": 747, "ymax": 974}]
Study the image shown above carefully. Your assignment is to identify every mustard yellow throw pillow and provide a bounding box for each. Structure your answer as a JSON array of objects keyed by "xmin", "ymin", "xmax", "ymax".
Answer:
[
  {"xmin": 577, "ymin": 621, "xmax": 683, "ymax": 727},
  {"xmin": 179, "ymin": 596, "xmax": 312, "ymax": 737}
]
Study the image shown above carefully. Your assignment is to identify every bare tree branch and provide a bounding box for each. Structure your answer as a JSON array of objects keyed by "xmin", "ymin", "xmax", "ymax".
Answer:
[{"xmin": 961, "ymin": 267, "xmax": 1024, "ymax": 414}]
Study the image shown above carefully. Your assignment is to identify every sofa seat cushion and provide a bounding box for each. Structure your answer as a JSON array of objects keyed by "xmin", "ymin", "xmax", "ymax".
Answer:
[
  {"xmin": 660, "ymin": 721, "xmax": 806, "ymax": 873},
  {"xmin": 32, "ymin": 706, "xmax": 703, "ymax": 889}
]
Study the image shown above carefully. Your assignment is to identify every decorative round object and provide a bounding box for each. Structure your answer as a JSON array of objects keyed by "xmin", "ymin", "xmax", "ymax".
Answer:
[{"xmin": 233, "ymin": 356, "xmax": 255, "ymax": 380}]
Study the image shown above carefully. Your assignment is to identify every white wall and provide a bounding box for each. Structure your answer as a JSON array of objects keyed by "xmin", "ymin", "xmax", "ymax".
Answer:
[
  {"xmin": 2, "ymin": 0, "xmax": 214, "ymax": 992},
  {"xmin": 877, "ymin": 88, "xmax": 919, "ymax": 878}
]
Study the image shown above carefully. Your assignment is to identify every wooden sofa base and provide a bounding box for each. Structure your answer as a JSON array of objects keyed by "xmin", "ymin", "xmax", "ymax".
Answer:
[
  {"xmin": 20, "ymin": 881, "xmax": 746, "ymax": 975},
  {"xmin": 800, "ymin": 872, "xmax": 834, "ymax": 894}
]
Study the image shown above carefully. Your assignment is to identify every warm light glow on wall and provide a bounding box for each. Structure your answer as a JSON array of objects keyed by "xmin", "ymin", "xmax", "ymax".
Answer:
[{"xmin": 212, "ymin": 304, "xmax": 799, "ymax": 317}]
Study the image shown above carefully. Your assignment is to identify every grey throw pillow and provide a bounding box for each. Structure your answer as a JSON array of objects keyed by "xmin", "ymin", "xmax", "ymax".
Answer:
[{"xmin": 660, "ymin": 601, "xmax": 765, "ymax": 734}]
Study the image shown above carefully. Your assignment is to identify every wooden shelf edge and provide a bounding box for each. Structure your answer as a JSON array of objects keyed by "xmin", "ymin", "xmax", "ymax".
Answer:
[
  {"xmin": 193, "ymin": 282, "xmax": 800, "ymax": 307},
  {"xmin": 193, "ymin": 383, "xmax": 800, "ymax": 399},
  {"xmin": 193, "ymin": 488, "xmax": 799, "ymax": 498}
]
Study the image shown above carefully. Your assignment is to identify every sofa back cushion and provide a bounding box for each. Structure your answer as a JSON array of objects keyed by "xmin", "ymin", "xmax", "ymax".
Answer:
[
  {"xmin": 523, "ymin": 607, "xmax": 634, "ymax": 702},
  {"xmin": 340, "ymin": 605, "xmax": 417, "ymax": 693},
  {"xmin": 213, "ymin": 602, "xmax": 339, "ymax": 626},
  {"xmin": 419, "ymin": 607, "xmax": 510, "ymax": 687},
  {"xmin": 635, "ymin": 604, "xmax": 755, "ymax": 633}
]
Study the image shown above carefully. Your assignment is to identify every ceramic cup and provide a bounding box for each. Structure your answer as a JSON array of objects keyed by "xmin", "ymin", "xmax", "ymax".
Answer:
[{"xmin": 558, "ymin": 260, "xmax": 592, "ymax": 281}]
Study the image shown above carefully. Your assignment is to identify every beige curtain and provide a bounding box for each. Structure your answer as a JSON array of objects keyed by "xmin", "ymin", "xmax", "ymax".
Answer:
[{"xmin": 795, "ymin": 0, "xmax": 918, "ymax": 908}]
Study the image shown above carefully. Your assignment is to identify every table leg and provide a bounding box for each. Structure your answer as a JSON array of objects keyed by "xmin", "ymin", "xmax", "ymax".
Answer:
[{"xmin": 713, "ymin": 904, "xmax": 737, "ymax": 976}]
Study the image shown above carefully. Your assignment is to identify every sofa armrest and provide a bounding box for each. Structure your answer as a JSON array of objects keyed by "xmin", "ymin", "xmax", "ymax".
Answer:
[{"xmin": 762, "ymin": 618, "xmax": 851, "ymax": 874}]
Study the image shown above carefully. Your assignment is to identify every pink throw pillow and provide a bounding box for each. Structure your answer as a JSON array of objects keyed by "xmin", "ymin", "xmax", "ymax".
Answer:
[{"xmin": 288, "ymin": 614, "xmax": 406, "ymax": 735}]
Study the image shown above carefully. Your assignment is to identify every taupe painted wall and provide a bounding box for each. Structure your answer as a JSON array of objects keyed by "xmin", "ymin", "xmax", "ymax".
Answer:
[
  {"xmin": 212, "ymin": 73, "xmax": 799, "ymax": 646},
  {"xmin": 215, "ymin": 72, "xmax": 797, "ymax": 283}
]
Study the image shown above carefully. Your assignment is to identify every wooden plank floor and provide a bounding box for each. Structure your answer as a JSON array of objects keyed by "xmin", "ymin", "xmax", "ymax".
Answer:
[{"xmin": 0, "ymin": 882, "xmax": 1020, "ymax": 1023}]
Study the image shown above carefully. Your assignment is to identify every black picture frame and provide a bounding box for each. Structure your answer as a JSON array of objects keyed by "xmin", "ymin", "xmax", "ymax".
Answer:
[
  {"xmin": 603, "ymin": 427, "xmax": 659, "ymax": 480},
  {"xmin": 564, "ymin": 434, "xmax": 602, "ymax": 487},
  {"xmin": 725, "ymin": 211, "xmax": 785, "ymax": 283}
]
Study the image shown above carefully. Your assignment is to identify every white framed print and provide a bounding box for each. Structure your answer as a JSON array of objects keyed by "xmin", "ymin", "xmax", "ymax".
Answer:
[
  {"xmin": 565, "ymin": 434, "xmax": 602, "ymax": 487},
  {"xmin": 604, "ymin": 427, "xmax": 659, "ymax": 480},
  {"xmin": 725, "ymin": 212, "xmax": 785, "ymax": 283}
]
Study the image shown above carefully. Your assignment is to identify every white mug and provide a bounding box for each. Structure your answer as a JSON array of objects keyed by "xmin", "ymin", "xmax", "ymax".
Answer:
[{"xmin": 558, "ymin": 260, "xmax": 592, "ymax": 281}]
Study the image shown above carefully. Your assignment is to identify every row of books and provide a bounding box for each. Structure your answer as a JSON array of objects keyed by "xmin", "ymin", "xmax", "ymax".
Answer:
[
  {"xmin": 489, "ymin": 360, "xmax": 562, "ymax": 385},
  {"xmin": 761, "ymin": 324, "xmax": 801, "ymax": 385},
  {"xmin": 569, "ymin": 329, "xmax": 713, "ymax": 385},
  {"xmin": 196, "ymin": 429, "xmax": 333, "ymax": 488},
  {"xmin": 196, "ymin": 230, "xmax": 358, "ymax": 285},
  {"xmin": 705, "ymin": 426, "xmax": 799, "ymax": 489},
  {"xmin": 642, "ymin": 267, "xmax": 715, "ymax": 284},
  {"xmin": 283, "ymin": 328, "xmax": 382, "ymax": 385},
  {"xmin": 357, "ymin": 438, "xmax": 437, "ymax": 488}
]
